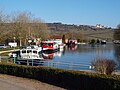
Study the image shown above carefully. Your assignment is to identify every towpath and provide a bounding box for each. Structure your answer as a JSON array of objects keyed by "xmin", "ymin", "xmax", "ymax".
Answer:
[
  {"xmin": 0, "ymin": 49, "xmax": 20, "ymax": 54},
  {"xmin": 0, "ymin": 74, "xmax": 65, "ymax": 90}
]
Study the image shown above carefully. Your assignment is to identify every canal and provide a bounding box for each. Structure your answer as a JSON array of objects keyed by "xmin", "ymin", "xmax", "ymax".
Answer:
[{"xmin": 16, "ymin": 43, "xmax": 120, "ymax": 71}]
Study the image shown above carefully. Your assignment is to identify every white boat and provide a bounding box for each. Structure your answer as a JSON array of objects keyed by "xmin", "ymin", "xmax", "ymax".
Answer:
[
  {"xmin": 20, "ymin": 45, "xmax": 43, "ymax": 59},
  {"xmin": 113, "ymin": 40, "xmax": 120, "ymax": 44},
  {"xmin": 101, "ymin": 40, "xmax": 106, "ymax": 44},
  {"xmin": 53, "ymin": 39, "xmax": 65, "ymax": 49}
]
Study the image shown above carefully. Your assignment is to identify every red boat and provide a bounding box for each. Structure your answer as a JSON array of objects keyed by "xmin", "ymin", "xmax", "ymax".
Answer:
[
  {"xmin": 41, "ymin": 40, "xmax": 59, "ymax": 51},
  {"xmin": 68, "ymin": 40, "xmax": 77, "ymax": 45}
]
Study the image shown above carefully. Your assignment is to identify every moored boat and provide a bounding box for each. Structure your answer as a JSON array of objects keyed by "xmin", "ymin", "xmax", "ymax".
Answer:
[
  {"xmin": 101, "ymin": 40, "xmax": 106, "ymax": 44},
  {"xmin": 41, "ymin": 40, "xmax": 59, "ymax": 51},
  {"xmin": 20, "ymin": 45, "xmax": 43, "ymax": 60},
  {"xmin": 113, "ymin": 40, "xmax": 120, "ymax": 44},
  {"xmin": 53, "ymin": 39, "xmax": 65, "ymax": 49},
  {"xmin": 68, "ymin": 39, "xmax": 77, "ymax": 45}
]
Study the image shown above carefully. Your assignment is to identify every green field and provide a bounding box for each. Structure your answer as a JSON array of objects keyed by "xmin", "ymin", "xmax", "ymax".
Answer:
[{"xmin": 80, "ymin": 29, "xmax": 113, "ymax": 41}]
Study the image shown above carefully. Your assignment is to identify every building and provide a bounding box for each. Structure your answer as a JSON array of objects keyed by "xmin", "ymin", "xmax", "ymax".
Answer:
[{"xmin": 96, "ymin": 24, "xmax": 105, "ymax": 28}]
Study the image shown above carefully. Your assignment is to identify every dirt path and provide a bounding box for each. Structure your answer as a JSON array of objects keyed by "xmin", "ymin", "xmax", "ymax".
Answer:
[
  {"xmin": 0, "ymin": 49, "xmax": 20, "ymax": 54},
  {"xmin": 0, "ymin": 74, "xmax": 65, "ymax": 90}
]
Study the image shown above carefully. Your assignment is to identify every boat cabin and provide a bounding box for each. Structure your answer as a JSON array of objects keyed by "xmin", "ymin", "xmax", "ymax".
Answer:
[
  {"xmin": 20, "ymin": 48, "xmax": 43, "ymax": 59},
  {"xmin": 41, "ymin": 40, "xmax": 59, "ymax": 51}
]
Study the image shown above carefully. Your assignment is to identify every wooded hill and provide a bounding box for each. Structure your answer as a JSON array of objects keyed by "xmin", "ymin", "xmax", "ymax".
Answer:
[
  {"xmin": 47, "ymin": 22, "xmax": 114, "ymax": 41},
  {"xmin": 46, "ymin": 22, "xmax": 112, "ymax": 31}
]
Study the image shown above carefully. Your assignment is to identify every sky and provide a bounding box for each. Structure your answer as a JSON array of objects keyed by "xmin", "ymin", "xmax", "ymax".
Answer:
[{"xmin": 0, "ymin": 0, "xmax": 120, "ymax": 28}]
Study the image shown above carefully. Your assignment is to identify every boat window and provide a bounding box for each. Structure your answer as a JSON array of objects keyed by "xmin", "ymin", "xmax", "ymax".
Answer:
[
  {"xmin": 22, "ymin": 50, "xmax": 26, "ymax": 53},
  {"xmin": 33, "ymin": 51, "xmax": 37, "ymax": 54},
  {"xmin": 27, "ymin": 50, "xmax": 32, "ymax": 53},
  {"xmin": 42, "ymin": 43, "xmax": 53, "ymax": 46},
  {"xmin": 38, "ymin": 51, "xmax": 42, "ymax": 54},
  {"xmin": 0, "ymin": 44, "xmax": 5, "ymax": 46},
  {"xmin": 48, "ymin": 43, "xmax": 53, "ymax": 46}
]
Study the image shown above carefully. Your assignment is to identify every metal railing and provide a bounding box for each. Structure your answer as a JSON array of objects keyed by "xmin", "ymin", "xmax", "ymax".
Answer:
[
  {"xmin": 0, "ymin": 56, "xmax": 10, "ymax": 62},
  {"xmin": 46, "ymin": 61, "xmax": 91, "ymax": 70},
  {"xmin": 0, "ymin": 56, "xmax": 92, "ymax": 71},
  {"xmin": 16, "ymin": 59, "xmax": 92, "ymax": 70}
]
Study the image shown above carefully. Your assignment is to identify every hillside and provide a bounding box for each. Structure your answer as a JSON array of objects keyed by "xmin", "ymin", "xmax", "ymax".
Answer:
[{"xmin": 46, "ymin": 23, "xmax": 114, "ymax": 41}]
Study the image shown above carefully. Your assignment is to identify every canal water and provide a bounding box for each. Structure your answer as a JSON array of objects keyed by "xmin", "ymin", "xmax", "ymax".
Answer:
[
  {"xmin": 17, "ymin": 43, "xmax": 120, "ymax": 71},
  {"xmin": 41, "ymin": 43, "xmax": 120, "ymax": 70}
]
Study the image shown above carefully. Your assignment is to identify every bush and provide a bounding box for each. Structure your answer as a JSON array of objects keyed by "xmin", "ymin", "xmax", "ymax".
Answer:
[
  {"xmin": 0, "ymin": 63, "xmax": 120, "ymax": 89},
  {"xmin": 90, "ymin": 39, "xmax": 96, "ymax": 44},
  {"xmin": 91, "ymin": 57, "xmax": 116, "ymax": 75}
]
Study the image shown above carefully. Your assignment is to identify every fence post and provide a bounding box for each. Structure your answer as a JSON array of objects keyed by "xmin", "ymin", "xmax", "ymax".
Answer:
[
  {"xmin": 27, "ymin": 60, "xmax": 29, "ymax": 66},
  {"xmin": 13, "ymin": 53, "xmax": 17, "ymax": 64},
  {"xmin": 0, "ymin": 56, "xmax": 1, "ymax": 62}
]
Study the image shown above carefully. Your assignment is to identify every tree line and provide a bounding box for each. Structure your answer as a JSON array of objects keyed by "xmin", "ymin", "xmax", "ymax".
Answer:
[
  {"xmin": 0, "ymin": 11, "xmax": 50, "ymax": 46},
  {"xmin": 0, "ymin": 10, "xmax": 86, "ymax": 46}
]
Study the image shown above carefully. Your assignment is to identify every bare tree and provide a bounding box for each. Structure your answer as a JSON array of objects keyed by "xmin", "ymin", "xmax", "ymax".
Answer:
[
  {"xmin": 10, "ymin": 11, "xmax": 49, "ymax": 46},
  {"xmin": 91, "ymin": 57, "xmax": 116, "ymax": 75},
  {"xmin": 30, "ymin": 19, "xmax": 50, "ymax": 40},
  {"xmin": 114, "ymin": 24, "xmax": 120, "ymax": 40},
  {"xmin": 0, "ymin": 10, "xmax": 50, "ymax": 45},
  {"xmin": 117, "ymin": 24, "xmax": 120, "ymax": 29},
  {"xmin": 0, "ymin": 10, "xmax": 11, "ymax": 44}
]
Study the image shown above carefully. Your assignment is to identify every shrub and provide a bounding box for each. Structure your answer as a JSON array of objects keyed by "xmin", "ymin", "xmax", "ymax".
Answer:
[
  {"xmin": 0, "ymin": 63, "xmax": 120, "ymax": 89},
  {"xmin": 91, "ymin": 57, "xmax": 116, "ymax": 75},
  {"xmin": 90, "ymin": 39, "xmax": 96, "ymax": 44}
]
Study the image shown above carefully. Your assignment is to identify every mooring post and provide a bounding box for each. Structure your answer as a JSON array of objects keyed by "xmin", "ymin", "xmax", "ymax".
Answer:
[{"xmin": 13, "ymin": 53, "xmax": 17, "ymax": 64}]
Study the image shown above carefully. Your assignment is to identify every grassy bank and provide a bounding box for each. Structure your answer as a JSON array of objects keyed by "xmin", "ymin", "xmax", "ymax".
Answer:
[
  {"xmin": 81, "ymin": 29, "xmax": 113, "ymax": 41},
  {"xmin": 0, "ymin": 63, "xmax": 120, "ymax": 90}
]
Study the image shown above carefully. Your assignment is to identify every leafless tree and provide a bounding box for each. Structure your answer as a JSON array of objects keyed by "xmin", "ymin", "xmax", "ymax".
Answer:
[
  {"xmin": 0, "ymin": 10, "xmax": 11, "ymax": 43},
  {"xmin": 114, "ymin": 24, "xmax": 120, "ymax": 40},
  {"xmin": 9, "ymin": 11, "xmax": 50, "ymax": 46},
  {"xmin": 91, "ymin": 57, "xmax": 116, "ymax": 75}
]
